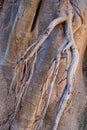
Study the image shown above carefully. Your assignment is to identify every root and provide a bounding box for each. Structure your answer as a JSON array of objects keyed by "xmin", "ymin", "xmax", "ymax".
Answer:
[
  {"xmin": 52, "ymin": 85, "xmax": 71, "ymax": 130},
  {"xmin": 6, "ymin": 16, "xmax": 67, "ymax": 127},
  {"xmin": 7, "ymin": 53, "xmax": 37, "ymax": 126},
  {"xmin": 56, "ymin": 50, "xmax": 69, "ymax": 96},
  {"xmin": 18, "ymin": 16, "xmax": 66, "ymax": 62},
  {"xmin": 36, "ymin": 39, "xmax": 69, "ymax": 130},
  {"xmin": 36, "ymin": 2, "xmax": 80, "ymax": 130},
  {"xmin": 52, "ymin": 44, "xmax": 79, "ymax": 130},
  {"xmin": 52, "ymin": 3, "xmax": 79, "ymax": 130},
  {"xmin": 14, "ymin": 53, "xmax": 37, "ymax": 116},
  {"xmin": 7, "ymin": 1, "xmax": 81, "ymax": 129}
]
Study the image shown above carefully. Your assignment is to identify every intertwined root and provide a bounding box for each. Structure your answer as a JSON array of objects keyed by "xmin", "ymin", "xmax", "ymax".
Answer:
[
  {"xmin": 35, "ymin": 3, "xmax": 79, "ymax": 130},
  {"xmin": 5, "ymin": 1, "xmax": 80, "ymax": 130}
]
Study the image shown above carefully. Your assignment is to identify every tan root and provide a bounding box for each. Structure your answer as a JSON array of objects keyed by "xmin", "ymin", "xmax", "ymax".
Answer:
[
  {"xmin": 5, "ymin": 1, "xmax": 81, "ymax": 129},
  {"xmin": 52, "ymin": 3, "xmax": 79, "ymax": 130}
]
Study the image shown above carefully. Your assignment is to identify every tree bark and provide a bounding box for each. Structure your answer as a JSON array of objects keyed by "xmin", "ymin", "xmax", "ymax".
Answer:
[{"xmin": 0, "ymin": 0, "xmax": 87, "ymax": 130}]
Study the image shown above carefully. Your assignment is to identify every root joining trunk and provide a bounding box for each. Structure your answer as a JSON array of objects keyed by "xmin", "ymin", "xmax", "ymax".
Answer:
[{"xmin": 7, "ymin": 1, "xmax": 80, "ymax": 129}]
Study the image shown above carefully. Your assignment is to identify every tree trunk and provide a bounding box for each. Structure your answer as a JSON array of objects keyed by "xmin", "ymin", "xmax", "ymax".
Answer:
[{"xmin": 0, "ymin": 0, "xmax": 87, "ymax": 130}]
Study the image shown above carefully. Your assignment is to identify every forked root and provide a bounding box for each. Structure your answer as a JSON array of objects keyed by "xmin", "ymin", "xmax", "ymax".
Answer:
[
  {"xmin": 36, "ymin": 2, "xmax": 80, "ymax": 130},
  {"xmin": 52, "ymin": 44, "xmax": 79, "ymax": 130},
  {"xmin": 19, "ymin": 16, "xmax": 66, "ymax": 62},
  {"xmin": 7, "ymin": 16, "xmax": 67, "ymax": 126},
  {"xmin": 36, "ymin": 38, "xmax": 79, "ymax": 130},
  {"xmin": 7, "ymin": 2, "xmax": 81, "ymax": 129},
  {"xmin": 52, "ymin": 4, "xmax": 79, "ymax": 130}
]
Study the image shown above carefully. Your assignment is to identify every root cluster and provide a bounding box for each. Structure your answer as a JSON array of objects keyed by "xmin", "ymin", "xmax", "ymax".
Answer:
[{"xmin": 6, "ymin": 1, "xmax": 80, "ymax": 129}]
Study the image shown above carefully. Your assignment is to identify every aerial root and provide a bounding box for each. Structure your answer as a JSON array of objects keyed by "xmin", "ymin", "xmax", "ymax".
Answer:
[
  {"xmin": 8, "ymin": 53, "xmax": 37, "ymax": 126},
  {"xmin": 7, "ymin": 16, "xmax": 67, "ymax": 126},
  {"xmin": 18, "ymin": 16, "xmax": 66, "ymax": 62},
  {"xmin": 8, "ymin": 7, "xmax": 80, "ymax": 129},
  {"xmin": 52, "ymin": 7, "xmax": 79, "ymax": 130},
  {"xmin": 36, "ymin": 5, "xmax": 79, "ymax": 129},
  {"xmin": 52, "ymin": 43, "xmax": 79, "ymax": 130}
]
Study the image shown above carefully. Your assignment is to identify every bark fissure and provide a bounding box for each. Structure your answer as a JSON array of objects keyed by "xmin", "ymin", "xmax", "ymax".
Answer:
[{"xmin": 31, "ymin": 0, "xmax": 42, "ymax": 32}]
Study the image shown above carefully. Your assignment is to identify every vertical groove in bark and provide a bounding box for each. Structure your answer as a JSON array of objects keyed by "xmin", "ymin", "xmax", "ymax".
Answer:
[{"xmin": 31, "ymin": 0, "xmax": 42, "ymax": 32}]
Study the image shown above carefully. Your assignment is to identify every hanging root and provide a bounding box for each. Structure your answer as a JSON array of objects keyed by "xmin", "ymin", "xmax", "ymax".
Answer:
[
  {"xmin": 18, "ymin": 16, "xmax": 66, "ymax": 62},
  {"xmin": 52, "ymin": 39, "xmax": 79, "ymax": 130},
  {"xmin": 52, "ymin": 44, "xmax": 79, "ymax": 130},
  {"xmin": 36, "ymin": 1, "xmax": 80, "ymax": 130},
  {"xmin": 7, "ymin": 16, "xmax": 67, "ymax": 125},
  {"xmin": 52, "ymin": 2, "xmax": 79, "ymax": 130},
  {"xmin": 7, "ymin": 0, "xmax": 81, "ymax": 129}
]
